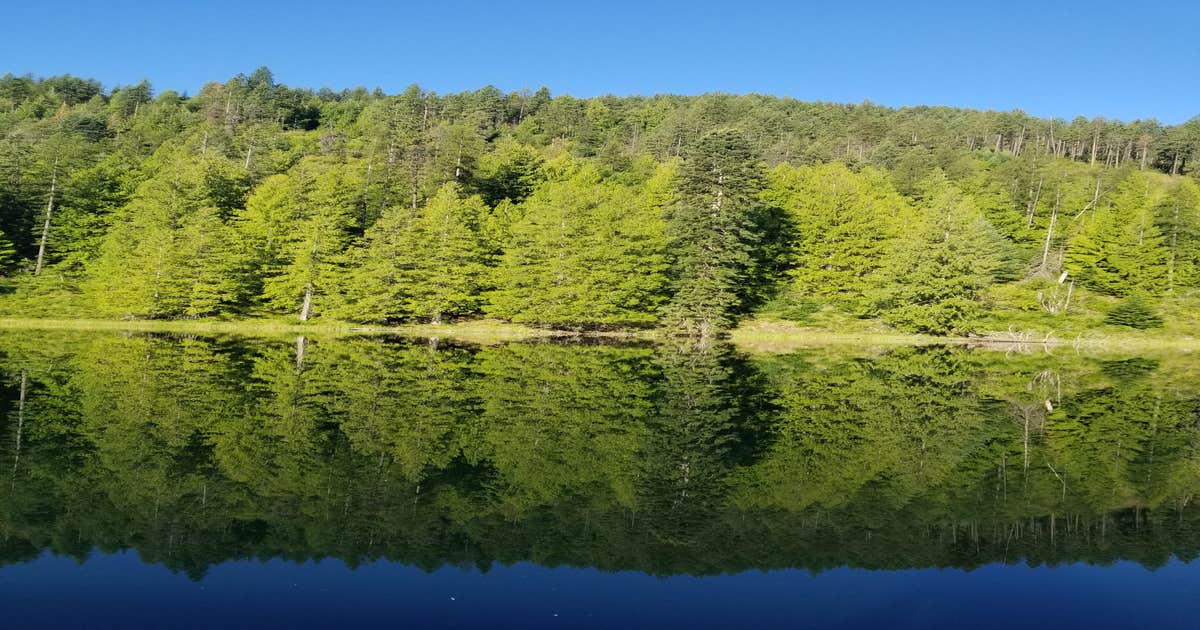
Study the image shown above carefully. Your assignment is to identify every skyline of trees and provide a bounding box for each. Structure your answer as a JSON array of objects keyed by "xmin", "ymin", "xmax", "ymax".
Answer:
[{"xmin": 3, "ymin": 69, "xmax": 1200, "ymax": 335}]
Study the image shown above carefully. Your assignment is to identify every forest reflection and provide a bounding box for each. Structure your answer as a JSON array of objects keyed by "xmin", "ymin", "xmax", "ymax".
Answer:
[{"xmin": 0, "ymin": 331, "xmax": 1197, "ymax": 579}]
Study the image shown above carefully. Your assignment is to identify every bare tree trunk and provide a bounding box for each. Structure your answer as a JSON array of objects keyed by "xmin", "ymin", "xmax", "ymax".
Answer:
[
  {"xmin": 33, "ymin": 155, "xmax": 59, "ymax": 276},
  {"xmin": 1025, "ymin": 177, "xmax": 1044, "ymax": 228},
  {"xmin": 1040, "ymin": 189, "xmax": 1061, "ymax": 272},
  {"xmin": 295, "ymin": 336, "xmax": 307, "ymax": 372},
  {"xmin": 12, "ymin": 370, "xmax": 26, "ymax": 478},
  {"xmin": 299, "ymin": 282, "xmax": 313, "ymax": 321}
]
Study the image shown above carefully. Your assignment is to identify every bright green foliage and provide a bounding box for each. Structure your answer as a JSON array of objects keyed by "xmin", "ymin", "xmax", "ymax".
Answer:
[
  {"xmin": 86, "ymin": 149, "xmax": 240, "ymax": 317},
  {"xmin": 400, "ymin": 183, "xmax": 488, "ymax": 323},
  {"xmin": 763, "ymin": 163, "xmax": 911, "ymax": 307},
  {"xmin": 1155, "ymin": 178, "xmax": 1200, "ymax": 292},
  {"xmin": 6, "ymin": 71, "xmax": 1200, "ymax": 335},
  {"xmin": 236, "ymin": 158, "xmax": 362, "ymax": 320},
  {"xmin": 336, "ymin": 183, "xmax": 489, "ymax": 323},
  {"xmin": 4, "ymin": 332, "xmax": 1200, "ymax": 574},
  {"xmin": 473, "ymin": 139, "xmax": 544, "ymax": 206},
  {"xmin": 487, "ymin": 163, "xmax": 672, "ymax": 327},
  {"xmin": 1105, "ymin": 294, "xmax": 1164, "ymax": 328},
  {"xmin": 872, "ymin": 171, "xmax": 1012, "ymax": 334},
  {"xmin": 1066, "ymin": 172, "xmax": 1170, "ymax": 296},
  {"xmin": 660, "ymin": 130, "xmax": 764, "ymax": 335}
]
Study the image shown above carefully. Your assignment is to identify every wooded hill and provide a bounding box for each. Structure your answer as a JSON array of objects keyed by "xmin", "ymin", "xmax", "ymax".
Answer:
[{"xmin": 2, "ymin": 68, "xmax": 1199, "ymax": 335}]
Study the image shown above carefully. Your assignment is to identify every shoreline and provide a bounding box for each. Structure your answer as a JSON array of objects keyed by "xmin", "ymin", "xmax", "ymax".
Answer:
[{"xmin": 0, "ymin": 317, "xmax": 1196, "ymax": 352}]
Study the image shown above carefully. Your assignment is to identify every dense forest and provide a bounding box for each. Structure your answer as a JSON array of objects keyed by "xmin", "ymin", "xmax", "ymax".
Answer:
[
  {"xmin": 3, "ymin": 68, "xmax": 1200, "ymax": 334},
  {"xmin": 0, "ymin": 332, "xmax": 1198, "ymax": 577}
]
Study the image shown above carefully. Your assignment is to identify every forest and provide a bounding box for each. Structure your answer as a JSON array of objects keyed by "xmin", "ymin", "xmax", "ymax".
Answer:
[
  {"xmin": 0, "ymin": 331, "xmax": 1197, "ymax": 577},
  {"xmin": 2, "ymin": 68, "xmax": 1200, "ymax": 335}
]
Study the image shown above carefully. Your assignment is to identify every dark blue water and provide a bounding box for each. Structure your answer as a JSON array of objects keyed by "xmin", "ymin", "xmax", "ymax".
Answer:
[{"xmin": 3, "ymin": 553, "xmax": 1199, "ymax": 628}]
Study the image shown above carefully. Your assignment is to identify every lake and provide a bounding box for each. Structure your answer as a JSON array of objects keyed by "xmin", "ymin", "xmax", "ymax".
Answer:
[{"xmin": 0, "ymin": 331, "xmax": 1198, "ymax": 628}]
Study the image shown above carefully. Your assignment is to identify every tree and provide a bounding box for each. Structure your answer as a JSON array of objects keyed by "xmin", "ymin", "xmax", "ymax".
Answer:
[
  {"xmin": 487, "ymin": 163, "xmax": 672, "ymax": 327},
  {"xmin": 1155, "ymin": 178, "xmax": 1200, "ymax": 292},
  {"xmin": 400, "ymin": 183, "xmax": 488, "ymax": 323},
  {"xmin": 762, "ymin": 163, "xmax": 911, "ymax": 308},
  {"xmin": 236, "ymin": 158, "xmax": 362, "ymax": 321},
  {"xmin": 1105, "ymin": 294, "xmax": 1164, "ymax": 329},
  {"xmin": 873, "ymin": 170, "xmax": 1012, "ymax": 334},
  {"xmin": 1066, "ymin": 172, "xmax": 1169, "ymax": 297},
  {"xmin": 660, "ymin": 129, "xmax": 764, "ymax": 336},
  {"xmin": 86, "ymin": 148, "xmax": 239, "ymax": 317}
]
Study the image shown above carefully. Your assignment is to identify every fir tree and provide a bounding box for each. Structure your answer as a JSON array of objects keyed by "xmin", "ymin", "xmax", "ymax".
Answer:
[
  {"xmin": 660, "ymin": 129, "xmax": 764, "ymax": 336},
  {"xmin": 873, "ymin": 171, "xmax": 1011, "ymax": 334},
  {"xmin": 1066, "ymin": 172, "xmax": 1170, "ymax": 297},
  {"xmin": 401, "ymin": 182, "xmax": 488, "ymax": 323},
  {"xmin": 762, "ymin": 163, "xmax": 912, "ymax": 308},
  {"xmin": 237, "ymin": 158, "xmax": 362, "ymax": 321},
  {"xmin": 487, "ymin": 163, "xmax": 672, "ymax": 327},
  {"xmin": 1105, "ymin": 294, "xmax": 1164, "ymax": 329}
]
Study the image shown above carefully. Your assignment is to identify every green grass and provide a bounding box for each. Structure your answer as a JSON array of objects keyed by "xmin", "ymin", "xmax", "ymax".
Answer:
[{"xmin": 0, "ymin": 313, "xmax": 1197, "ymax": 354}]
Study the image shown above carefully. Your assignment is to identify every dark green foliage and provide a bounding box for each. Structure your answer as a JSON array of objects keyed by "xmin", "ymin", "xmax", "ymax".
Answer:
[
  {"xmin": 1105, "ymin": 294, "xmax": 1164, "ymax": 329},
  {"xmin": 660, "ymin": 129, "xmax": 765, "ymax": 335}
]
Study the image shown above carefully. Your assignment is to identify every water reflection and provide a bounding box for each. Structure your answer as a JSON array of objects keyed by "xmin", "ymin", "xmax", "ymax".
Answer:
[{"xmin": 0, "ymin": 331, "xmax": 1197, "ymax": 579}]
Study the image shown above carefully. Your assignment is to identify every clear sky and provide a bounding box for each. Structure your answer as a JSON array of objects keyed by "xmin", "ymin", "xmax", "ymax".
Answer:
[{"xmin": 4, "ymin": 0, "xmax": 1197, "ymax": 123}]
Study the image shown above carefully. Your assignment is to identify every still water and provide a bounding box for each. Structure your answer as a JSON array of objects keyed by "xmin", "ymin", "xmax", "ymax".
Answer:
[{"xmin": 0, "ymin": 331, "xmax": 1198, "ymax": 628}]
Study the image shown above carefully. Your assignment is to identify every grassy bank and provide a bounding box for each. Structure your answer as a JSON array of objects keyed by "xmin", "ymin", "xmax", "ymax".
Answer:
[{"xmin": 0, "ymin": 316, "xmax": 1197, "ymax": 355}]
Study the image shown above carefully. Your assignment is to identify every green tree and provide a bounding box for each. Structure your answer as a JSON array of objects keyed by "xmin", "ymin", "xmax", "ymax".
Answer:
[
  {"xmin": 401, "ymin": 182, "xmax": 488, "ymax": 323},
  {"xmin": 487, "ymin": 163, "xmax": 672, "ymax": 327},
  {"xmin": 873, "ymin": 171, "xmax": 1011, "ymax": 334},
  {"xmin": 660, "ymin": 129, "xmax": 764, "ymax": 336},
  {"xmin": 236, "ymin": 158, "xmax": 362, "ymax": 320},
  {"xmin": 1066, "ymin": 172, "xmax": 1170, "ymax": 296},
  {"xmin": 762, "ymin": 163, "xmax": 911, "ymax": 308}
]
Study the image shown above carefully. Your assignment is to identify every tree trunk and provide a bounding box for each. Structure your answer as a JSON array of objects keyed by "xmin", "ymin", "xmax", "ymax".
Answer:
[
  {"xmin": 33, "ymin": 155, "xmax": 59, "ymax": 276},
  {"xmin": 1040, "ymin": 189, "xmax": 1061, "ymax": 272},
  {"xmin": 299, "ymin": 282, "xmax": 313, "ymax": 321},
  {"xmin": 295, "ymin": 336, "xmax": 307, "ymax": 372},
  {"xmin": 12, "ymin": 369, "xmax": 26, "ymax": 475}
]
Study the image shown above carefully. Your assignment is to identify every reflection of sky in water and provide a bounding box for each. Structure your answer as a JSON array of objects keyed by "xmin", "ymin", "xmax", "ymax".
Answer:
[{"xmin": 2, "ymin": 553, "xmax": 1198, "ymax": 629}]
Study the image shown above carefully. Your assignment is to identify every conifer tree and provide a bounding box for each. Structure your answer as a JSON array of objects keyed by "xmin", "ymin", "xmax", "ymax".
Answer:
[
  {"xmin": 873, "ymin": 171, "xmax": 1011, "ymax": 334},
  {"xmin": 1066, "ymin": 172, "xmax": 1169, "ymax": 296},
  {"xmin": 237, "ymin": 158, "xmax": 362, "ymax": 320},
  {"xmin": 401, "ymin": 182, "xmax": 488, "ymax": 323},
  {"xmin": 1105, "ymin": 294, "xmax": 1164, "ymax": 329},
  {"xmin": 487, "ymin": 163, "xmax": 672, "ymax": 327},
  {"xmin": 86, "ymin": 149, "xmax": 239, "ymax": 317},
  {"xmin": 1155, "ymin": 178, "xmax": 1200, "ymax": 292},
  {"xmin": 660, "ymin": 129, "xmax": 764, "ymax": 336},
  {"xmin": 762, "ymin": 163, "xmax": 911, "ymax": 308}
]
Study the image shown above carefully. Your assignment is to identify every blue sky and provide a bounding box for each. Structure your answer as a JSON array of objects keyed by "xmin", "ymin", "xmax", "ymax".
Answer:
[{"xmin": 4, "ymin": 0, "xmax": 1197, "ymax": 123}]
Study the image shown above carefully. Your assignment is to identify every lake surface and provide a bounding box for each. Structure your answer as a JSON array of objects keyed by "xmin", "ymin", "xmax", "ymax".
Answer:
[{"xmin": 0, "ymin": 331, "xmax": 1198, "ymax": 628}]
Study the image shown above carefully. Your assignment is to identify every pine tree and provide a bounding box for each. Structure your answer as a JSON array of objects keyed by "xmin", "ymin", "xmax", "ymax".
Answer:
[
  {"xmin": 1155, "ymin": 177, "xmax": 1200, "ymax": 292},
  {"xmin": 86, "ymin": 149, "xmax": 238, "ymax": 317},
  {"xmin": 487, "ymin": 163, "xmax": 672, "ymax": 327},
  {"xmin": 1105, "ymin": 294, "xmax": 1164, "ymax": 329},
  {"xmin": 660, "ymin": 129, "xmax": 764, "ymax": 336},
  {"xmin": 762, "ymin": 163, "xmax": 912, "ymax": 308},
  {"xmin": 1066, "ymin": 172, "xmax": 1170, "ymax": 296},
  {"xmin": 873, "ymin": 170, "xmax": 1011, "ymax": 334},
  {"xmin": 402, "ymin": 182, "xmax": 488, "ymax": 323},
  {"xmin": 236, "ymin": 158, "xmax": 362, "ymax": 321}
]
